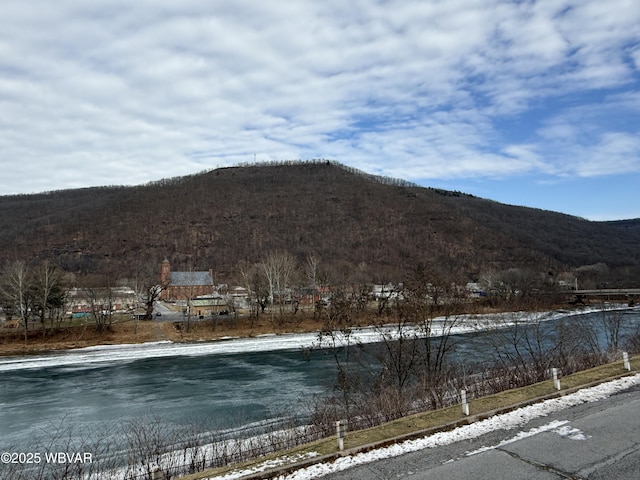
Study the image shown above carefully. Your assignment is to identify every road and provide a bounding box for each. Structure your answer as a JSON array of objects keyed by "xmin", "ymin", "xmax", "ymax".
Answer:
[
  {"xmin": 153, "ymin": 301, "xmax": 184, "ymax": 321},
  {"xmin": 323, "ymin": 383, "xmax": 640, "ymax": 480}
]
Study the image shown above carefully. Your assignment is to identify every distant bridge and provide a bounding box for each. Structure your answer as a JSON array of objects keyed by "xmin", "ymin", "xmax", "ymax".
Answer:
[
  {"xmin": 573, "ymin": 288, "xmax": 640, "ymax": 296},
  {"xmin": 571, "ymin": 289, "xmax": 640, "ymax": 305}
]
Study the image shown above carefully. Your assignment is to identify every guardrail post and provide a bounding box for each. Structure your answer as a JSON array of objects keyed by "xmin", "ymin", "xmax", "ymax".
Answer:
[
  {"xmin": 461, "ymin": 389, "xmax": 470, "ymax": 416},
  {"xmin": 336, "ymin": 420, "xmax": 346, "ymax": 451},
  {"xmin": 623, "ymin": 352, "xmax": 631, "ymax": 371},
  {"xmin": 552, "ymin": 368, "xmax": 561, "ymax": 390},
  {"xmin": 151, "ymin": 465, "xmax": 163, "ymax": 480}
]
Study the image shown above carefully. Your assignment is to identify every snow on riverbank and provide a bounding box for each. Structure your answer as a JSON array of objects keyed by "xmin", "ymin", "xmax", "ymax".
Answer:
[
  {"xmin": 207, "ymin": 373, "xmax": 640, "ymax": 480},
  {"xmin": 0, "ymin": 305, "xmax": 629, "ymax": 373}
]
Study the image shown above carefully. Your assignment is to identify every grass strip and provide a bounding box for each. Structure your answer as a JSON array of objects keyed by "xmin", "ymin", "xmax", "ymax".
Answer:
[{"xmin": 182, "ymin": 356, "xmax": 637, "ymax": 480}]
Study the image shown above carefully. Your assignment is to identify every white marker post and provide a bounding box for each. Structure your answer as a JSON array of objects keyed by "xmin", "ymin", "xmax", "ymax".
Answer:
[
  {"xmin": 623, "ymin": 352, "xmax": 631, "ymax": 371},
  {"xmin": 461, "ymin": 389, "xmax": 470, "ymax": 416},
  {"xmin": 552, "ymin": 368, "xmax": 561, "ymax": 390},
  {"xmin": 151, "ymin": 465, "xmax": 163, "ymax": 480},
  {"xmin": 336, "ymin": 420, "xmax": 346, "ymax": 451}
]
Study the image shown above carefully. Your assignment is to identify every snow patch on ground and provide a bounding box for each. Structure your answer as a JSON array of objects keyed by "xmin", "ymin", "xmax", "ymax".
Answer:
[
  {"xmin": 554, "ymin": 424, "xmax": 590, "ymax": 441},
  {"xmin": 465, "ymin": 420, "xmax": 570, "ymax": 456},
  {"xmin": 0, "ymin": 306, "xmax": 626, "ymax": 373},
  {"xmin": 465, "ymin": 420, "xmax": 590, "ymax": 457},
  {"xmin": 206, "ymin": 373, "xmax": 640, "ymax": 480}
]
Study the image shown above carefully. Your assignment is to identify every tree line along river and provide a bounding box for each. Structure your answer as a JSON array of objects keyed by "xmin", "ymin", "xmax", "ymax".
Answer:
[{"xmin": 1, "ymin": 307, "xmax": 638, "ymax": 458}]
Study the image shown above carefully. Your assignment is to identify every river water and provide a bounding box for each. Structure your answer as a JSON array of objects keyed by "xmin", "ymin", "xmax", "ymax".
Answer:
[{"xmin": 1, "ymin": 308, "xmax": 638, "ymax": 453}]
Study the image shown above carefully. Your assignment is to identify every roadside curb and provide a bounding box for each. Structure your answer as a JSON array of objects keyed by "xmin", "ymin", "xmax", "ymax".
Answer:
[{"xmin": 220, "ymin": 371, "xmax": 637, "ymax": 480}]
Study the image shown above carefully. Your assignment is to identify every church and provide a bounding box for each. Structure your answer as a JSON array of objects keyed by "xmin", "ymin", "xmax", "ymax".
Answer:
[{"xmin": 160, "ymin": 259, "xmax": 215, "ymax": 301}]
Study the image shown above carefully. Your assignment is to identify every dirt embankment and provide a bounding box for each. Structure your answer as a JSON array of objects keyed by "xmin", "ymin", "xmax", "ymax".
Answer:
[
  {"xmin": 0, "ymin": 301, "xmax": 562, "ymax": 357},
  {"xmin": 0, "ymin": 315, "xmax": 328, "ymax": 356}
]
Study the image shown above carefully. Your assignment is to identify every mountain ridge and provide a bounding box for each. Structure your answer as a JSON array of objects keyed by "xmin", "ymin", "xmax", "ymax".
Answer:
[{"xmin": 1, "ymin": 161, "xmax": 638, "ymax": 286}]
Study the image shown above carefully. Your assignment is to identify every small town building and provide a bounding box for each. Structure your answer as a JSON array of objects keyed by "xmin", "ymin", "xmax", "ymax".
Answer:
[
  {"xmin": 65, "ymin": 287, "xmax": 137, "ymax": 316},
  {"xmin": 190, "ymin": 296, "xmax": 228, "ymax": 317},
  {"xmin": 160, "ymin": 259, "xmax": 215, "ymax": 301}
]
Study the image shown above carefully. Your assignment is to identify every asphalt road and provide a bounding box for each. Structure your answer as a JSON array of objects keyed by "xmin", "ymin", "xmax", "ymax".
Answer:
[{"xmin": 323, "ymin": 383, "xmax": 640, "ymax": 480}]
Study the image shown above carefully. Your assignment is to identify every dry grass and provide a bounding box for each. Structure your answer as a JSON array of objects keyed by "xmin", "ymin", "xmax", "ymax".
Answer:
[
  {"xmin": 2, "ymin": 305, "xmax": 636, "ymax": 478},
  {"xmin": 0, "ymin": 318, "xmax": 160, "ymax": 355},
  {"xmin": 0, "ymin": 301, "xmax": 558, "ymax": 357},
  {"xmin": 0, "ymin": 313, "xmax": 329, "ymax": 356},
  {"xmin": 0, "ymin": 298, "xmax": 538, "ymax": 357},
  {"xmin": 181, "ymin": 356, "xmax": 637, "ymax": 480},
  {"xmin": 170, "ymin": 314, "xmax": 325, "ymax": 342}
]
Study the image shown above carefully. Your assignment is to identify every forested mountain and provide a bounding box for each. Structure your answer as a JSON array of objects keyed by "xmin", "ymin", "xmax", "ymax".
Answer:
[{"xmin": 1, "ymin": 161, "xmax": 639, "ymax": 286}]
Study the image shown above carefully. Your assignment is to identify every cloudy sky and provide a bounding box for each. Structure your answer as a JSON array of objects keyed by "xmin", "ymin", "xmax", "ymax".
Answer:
[{"xmin": 1, "ymin": 0, "xmax": 639, "ymax": 220}]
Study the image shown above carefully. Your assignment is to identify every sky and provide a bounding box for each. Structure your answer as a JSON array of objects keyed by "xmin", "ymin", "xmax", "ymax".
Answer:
[{"xmin": 1, "ymin": 0, "xmax": 639, "ymax": 220}]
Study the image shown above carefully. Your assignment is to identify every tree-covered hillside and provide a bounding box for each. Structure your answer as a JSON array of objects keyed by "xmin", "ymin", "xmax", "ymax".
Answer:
[{"xmin": 1, "ymin": 161, "xmax": 638, "ymax": 286}]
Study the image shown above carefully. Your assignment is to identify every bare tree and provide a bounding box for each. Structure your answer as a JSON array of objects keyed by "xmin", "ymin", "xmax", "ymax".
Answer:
[
  {"xmin": 600, "ymin": 306, "xmax": 625, "ymax": 355},
  {"xmin": 237, "ymin": 261, "xmax": 266, "ymax": 319},
  {"xmin": 305, "ymin": 252, "xmax": 320, "ymax": 288},
  {"xmin": 311, "ymin": 265, "xmax": 466, "ymax": 425},
  {"xmin": 575, "ymin": 262, "xmax": 610, "ymax": 290},
  {"xmin": 129, "ymin": 262, "xmax": 166, "ymax": 321},
  {"xmin": 375, "ymin": 282, "xmax": 398, "ymax": 315},
  {"xmin": 81, "ymin": 267, "xmax": 121, "ymax": 334},
  {"xmin": 32, "ymin": 261, "xmax": 65, "ymax": 337},
  {"xmin": 315, "ymin": 285, "xmax": 362, "ymax": 419},
  {"xmin": 486, "ymin": 311, "xmax": 560, "ymax": 386},
  {"xmin": 374, "ymin": 268, "xmax": 463, "ymax": 410},
  {"xmin": 372, "ymin": 312, "xmax": 421, "ymax": 410},
  {"xmin": 122, "ymin": 416, "xmax": 181, "ymax": 480},
  {"xmin": 83, "ymin": 286, "xmax": 114, "ymax": 334},
  {"xmin": 1, "ymin": 260, "xmax": 31, "ymax": 341},
  {"xmin": 261, "ymin": 251, "xmax": 297, "ymax": 320}
]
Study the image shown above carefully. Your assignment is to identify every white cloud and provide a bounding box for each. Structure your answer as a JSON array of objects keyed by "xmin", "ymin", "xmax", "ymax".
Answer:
[
  {"xmin": 534, "ymin": 91, "xmax": 640, "ymax": 178},
  {"xmin": 575, "ymin": 132, "xmax": 640, "ymax": 177},
  {"xmin": 0, "ymin": 0, "xmax": 639, "ymax": 209},
  {"xmin": 631, "ymin": 46, "xmax": 640, "ymax": 71}
]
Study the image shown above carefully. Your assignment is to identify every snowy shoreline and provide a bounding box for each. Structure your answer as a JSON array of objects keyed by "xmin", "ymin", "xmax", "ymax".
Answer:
[
  {"xmin": 209, "ymin": 373, "xmax": 640, "ymax": 480},
  {"xmin": 0, "ymin": 305, "xmax": 634, "ymax": 373}
]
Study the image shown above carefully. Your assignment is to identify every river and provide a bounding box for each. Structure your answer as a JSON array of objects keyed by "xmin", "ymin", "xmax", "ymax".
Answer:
[{"xmin": 1, "ymin": 307, "xmax": 638, "ymax": 455}]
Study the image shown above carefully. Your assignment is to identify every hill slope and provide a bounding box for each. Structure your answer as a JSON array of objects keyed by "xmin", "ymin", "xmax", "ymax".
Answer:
[{"xmin": 1, "ymin": 161, "xmax": 639, "ymax": 285}]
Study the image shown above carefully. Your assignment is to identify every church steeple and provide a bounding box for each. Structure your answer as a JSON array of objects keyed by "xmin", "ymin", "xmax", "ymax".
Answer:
[{"xmin": 161, "ymin": 258, "xmax": 170, "ymax": 284}]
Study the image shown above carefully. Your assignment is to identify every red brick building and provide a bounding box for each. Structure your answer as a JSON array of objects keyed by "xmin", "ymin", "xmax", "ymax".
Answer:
[{"xmin": 160, "ymin": 259, "xmax": 215, "ymax": 301}]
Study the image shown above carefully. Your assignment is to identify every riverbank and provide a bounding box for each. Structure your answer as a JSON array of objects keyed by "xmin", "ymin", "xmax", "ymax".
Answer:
[
  {"xmin": 184, "ymin": 362, "xmax": 639, "ymax": 480},
  {"xmin": 2, "ymin": 307, "xmax": 636, "ymax": 480},
  {"xmin": 0, "ymin": 315, "xmax": 328, "ymax": 356},
  {"xmin": 0, "ymin": 303, "xmax": 618, "ymax": 357}
]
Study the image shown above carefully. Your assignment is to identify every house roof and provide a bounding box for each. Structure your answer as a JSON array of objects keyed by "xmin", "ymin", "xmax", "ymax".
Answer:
[
  {"xmin": 191, "ymin": 297, "xmax": 226, "ymax": 307},
  {"xmin": 169, "ymin": 271, "xmax": 213, "ymax": 286}
]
